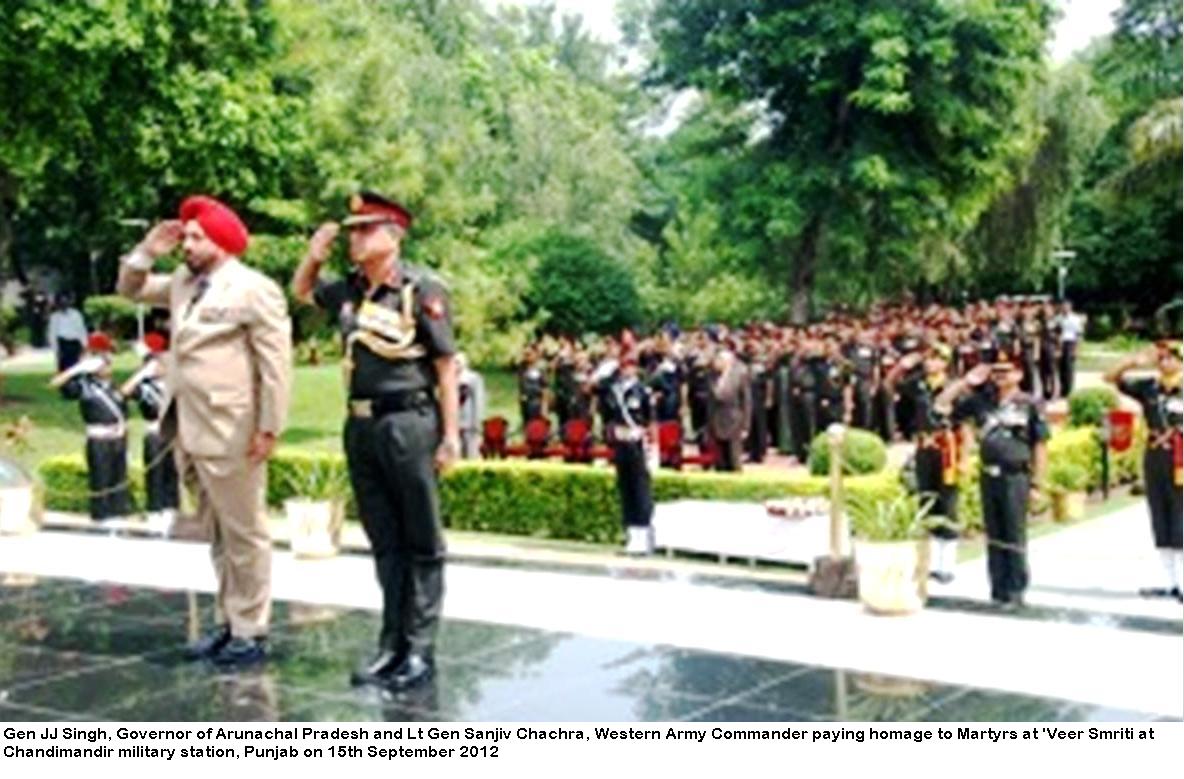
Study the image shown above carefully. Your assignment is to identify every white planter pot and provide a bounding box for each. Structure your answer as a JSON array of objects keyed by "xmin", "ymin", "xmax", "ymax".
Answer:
[
  {"xmin": 0, "ymin": 486, "xmax": 35, "ymax": 536},
  {"xmin": 855, "ymin": 540, "xmax": 928, "ymax": 615},
  {"xmin": 286, "ymin": 498, "xmax": 340, "ymax": 559}
]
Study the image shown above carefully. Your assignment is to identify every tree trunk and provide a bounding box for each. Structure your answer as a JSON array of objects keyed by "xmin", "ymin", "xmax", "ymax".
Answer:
[
  {"xmin": 0, "ymin": 169, "xmax": 16, "ymax": 283},
  {"xmin": 789, "ymin": 215, "xmax": 822, "ymax": 325}
]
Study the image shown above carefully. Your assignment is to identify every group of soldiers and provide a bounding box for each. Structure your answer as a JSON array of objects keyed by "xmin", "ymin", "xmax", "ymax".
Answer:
[
  {"xmin": 514, "ymin": 297, "xmax": 1085, "ymax": 466},
  {"xmin": 49, "ymin": 331, "xmax": 179, "ymax": 532}
]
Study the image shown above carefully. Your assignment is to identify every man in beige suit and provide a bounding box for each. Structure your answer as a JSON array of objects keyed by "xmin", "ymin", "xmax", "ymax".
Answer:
[
  {"xmin": 708, "ymin": 347, "xmax": 751, "ymax": 472},
  {"xmin": 117, "ymin": 195, "xmax": 292, "ymax": 667}
]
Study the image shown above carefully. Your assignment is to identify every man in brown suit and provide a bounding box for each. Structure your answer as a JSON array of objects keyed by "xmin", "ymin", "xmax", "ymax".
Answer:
[
  {"xmin": 708, "ymin": 348, "xmax": 751, "ymax": 472},
  {"xmin": 117, "ymin": 195, "xmax": 292, "ymax": 667}
]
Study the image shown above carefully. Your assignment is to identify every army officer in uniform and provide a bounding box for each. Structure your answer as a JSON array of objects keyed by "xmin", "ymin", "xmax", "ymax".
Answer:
[
  {"xmin": 937, "ymin": 360, "xmax": 1048, "ymax": 609},
  {"xmin": 292, "ymin": 191, "xmax": 460, "ymax": 691}
]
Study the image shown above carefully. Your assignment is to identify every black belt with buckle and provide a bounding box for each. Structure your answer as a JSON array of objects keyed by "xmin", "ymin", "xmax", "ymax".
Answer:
[{"xmin": 349, "ymin": 390, "xmax": 433, "ymax": 419}]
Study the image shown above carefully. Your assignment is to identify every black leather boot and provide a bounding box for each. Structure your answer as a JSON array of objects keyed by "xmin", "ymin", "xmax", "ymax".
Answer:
[{"xmin": 184, "ymin": 625, "xmax": 230, "ymax": 661}]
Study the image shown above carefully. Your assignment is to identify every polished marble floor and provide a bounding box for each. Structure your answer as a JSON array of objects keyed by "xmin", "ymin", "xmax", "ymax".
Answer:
[{"xmin": 0, "ymin": 575, "xmax": 1167, "ymax": 723}]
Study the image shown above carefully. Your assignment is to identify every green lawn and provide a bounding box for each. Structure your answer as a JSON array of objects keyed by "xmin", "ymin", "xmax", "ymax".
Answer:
[{"xmin": 0, "ymin": 354, "xmax": 520, "ymax": 472}]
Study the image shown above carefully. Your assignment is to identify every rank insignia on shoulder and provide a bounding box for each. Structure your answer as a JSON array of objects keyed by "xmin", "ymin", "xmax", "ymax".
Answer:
[{"xmin": 424, "ymin": 296, "xmax": 446, "ymax": 320}]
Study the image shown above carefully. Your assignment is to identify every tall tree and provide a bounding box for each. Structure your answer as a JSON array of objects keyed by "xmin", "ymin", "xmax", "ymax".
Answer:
[{"xmin": 645, "ymin": 0, "xmax": 1053, "ymax": 321}]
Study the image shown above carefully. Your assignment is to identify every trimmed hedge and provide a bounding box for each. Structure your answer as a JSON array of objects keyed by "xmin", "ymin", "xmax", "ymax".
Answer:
[
  {"xmin": 39, "ymin": 454, "xmax": 145, "ymax": 513},
  {"xmin": 807, "ymin": 428, "xmax": 888, "ymax": 476},
  {"xmin": 39, "ymin": 450, "xmax": 897, "ymax": 544},
  {"xmin": 37, "ymin": 423, "xmax": 1143, "ymax": 544}
]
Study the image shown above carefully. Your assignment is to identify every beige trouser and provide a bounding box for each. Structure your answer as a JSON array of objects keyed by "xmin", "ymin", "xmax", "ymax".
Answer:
[{"xmin": 177, "ymin": 450, "xmax": 272, "ymax": 638}]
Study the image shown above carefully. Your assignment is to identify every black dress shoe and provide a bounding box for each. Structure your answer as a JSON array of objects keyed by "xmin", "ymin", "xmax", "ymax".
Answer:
[
  {"xmin": 210, "ymin": 636, "xmax": 268, "ymax": 668},
  {"xmin": 929, "ymin": 572, "xmax": 954, "ymax": 584},
  {"xmin": 385, "ymin": 654, "xmax": 434, "ymax": 692},
  {"xmin": 350, "ymin": 649, "xmax": 404, "ymax": 688},
  {"xmin": 1138, "ymin": 586, "xmax": 1175, "ymax": 599},
  {"xmin": 184, "ymin": 625, "xmax": 231, "ymax": 661},
  {"xmin": 1173, "ymin": 587, "xmax": 1183, "ymax": 604}
]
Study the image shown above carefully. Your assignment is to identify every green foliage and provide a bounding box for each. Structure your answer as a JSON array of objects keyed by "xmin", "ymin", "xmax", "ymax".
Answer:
[
  {"xmin": 846, "ymin": 488, "xmax": 937, "ymax": 543},
  {"xmin": 523, "ymin": 232, "xmax": 642, "ymax": 335},
  {"xmin": 0, "ymin": 304, "xmax": 20, "ymax": 352},
  {"xmin": 38, "ymin": 454, "xmax": 144, "ymax": 514},
  {"xmin": 1068, "ymin": 387, "xmax": 1119, "ymax": 427},
  {"xmin": 807, "ymin": 429, "xmax": 888, "ymax": 477},
  {"xmin": 270, "ymin": 449, "xmax": 351, "ymax": 503},
  {"xmin": 82, "ymin": 295, "xmax": 138, "ymax": 338},
  {"xmin": 1047, "ymin": 460, "xmax": 1090, "ymax": 494},
  {"xmin": 645, "ymin": 0, "xmax": 1053, "ymax": 318}
]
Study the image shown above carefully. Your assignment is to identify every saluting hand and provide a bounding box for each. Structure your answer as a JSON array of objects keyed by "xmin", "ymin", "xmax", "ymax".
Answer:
[
  {"xmin": 965, "ymin": 364, "xmax": 992, "ymax": 387},
  {"xmin": 141, "ymin": 220, "xmax": 183, "ymax": 259},
  {"xmin": 307, "ymin": 222, "xmax": 340, "ymax": 265}
]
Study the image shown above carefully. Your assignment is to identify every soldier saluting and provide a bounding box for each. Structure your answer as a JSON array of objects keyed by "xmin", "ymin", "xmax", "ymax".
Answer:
[
  {"xmin": 1106, "ymin": 340, "xmax": 1184, "ymax": 602},
  {"xmin": 937, "ymin": 360, "xmax": 1048, "ymax": 609},
  {"xmin": 292, "ymin": 191, "xmax": 460, "ymax": 691}
]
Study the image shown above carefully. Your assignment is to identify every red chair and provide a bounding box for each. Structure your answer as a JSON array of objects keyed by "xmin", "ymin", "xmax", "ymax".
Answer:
[
  {"xmin": 480, "ymin": 416, "xmax": 509, "ymax": 459},
  {"xmin": 562, "ymin": 419, "xmax": 595, "ymax": 463},
  {"xmin": 523, "ymin": 417, "xmax": 553, "ymax": 459},
  {"xmin": 683, "ymin": 436, "xmax": 718, "ymax": 470},
  {"xmin": 657, "ymin": 421, "xmax": 684, "ymax": 469}
]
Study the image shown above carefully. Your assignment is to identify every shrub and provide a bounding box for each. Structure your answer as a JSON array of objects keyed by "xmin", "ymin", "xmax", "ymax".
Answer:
[
  {"xmin": 82, "ymin": 295, "xmax": 139, "ymax": 339},
  {"xmin": 1068, "ymin": 387, "xmax": 1118, "ymax": 428},
  {"xmin": 1047, "ymin": 460, "xmax": 1089, "ymax": 494},
  {"xmin": 807, "ymin": 429, "xmax": 888, "ymax": 477},
  {"xmin": 521, "ymin": 231, "xmax": 642, "ymax": 335},
  {"xmin": 38, "ymin": 454, "xmax": 144, "ymax": 513}
]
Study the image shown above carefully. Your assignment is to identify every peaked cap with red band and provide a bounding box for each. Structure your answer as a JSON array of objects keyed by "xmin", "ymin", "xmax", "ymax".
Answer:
[
  {"xmin": 87, "ymin": 332, "xmax": 114, "ymax": 353},
  {"xmin": 143, "ymin": 332, "xmax": 168, "ymax": 354},
  {"xmin": 342, "ymin": 191, "xmax": 414, "ymax": 231},
  {"xmin": 179, "ymin": 195, "xmax": 249, "ymax": 255}
]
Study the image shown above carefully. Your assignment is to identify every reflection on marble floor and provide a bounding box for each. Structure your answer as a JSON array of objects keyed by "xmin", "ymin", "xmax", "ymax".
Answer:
[{"xmin": 0, "ymin": 574, "xmax": 1167, "ymax": 723}]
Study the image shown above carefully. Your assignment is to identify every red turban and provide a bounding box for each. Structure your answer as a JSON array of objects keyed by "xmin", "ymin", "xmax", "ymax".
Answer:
[
  {"xmin": 179, "ymin": 195, "xmax": 249, "ymax": 255},
  {"xmin": 87, "ymin": 332, "xmax": 114, "ymax": 353},
  {"xmin": 144, "ymin": 332, "xmax": 168, "ymax": 354}
]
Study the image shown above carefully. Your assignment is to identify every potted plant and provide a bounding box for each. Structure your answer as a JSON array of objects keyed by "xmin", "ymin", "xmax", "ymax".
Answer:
[
  {"xmin": 846, "ymin": 490, "xmax": 940, "ymax": 615},
  {"xmin": 1047, "ymin": 461, "xmax": 1088, "ymax": 523},
  {"xmin": 282, "ymin": 458, "xmax": 350, "ymax": 559},
  {"xmin": 0, "ymin": 452, "xmax": 37, "ymax": 536}
]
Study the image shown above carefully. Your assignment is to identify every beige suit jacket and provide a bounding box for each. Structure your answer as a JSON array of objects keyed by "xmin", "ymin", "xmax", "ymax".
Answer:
[{"xmin": 119, "ymin": 258, "xmax": 292, "ymax": 459}]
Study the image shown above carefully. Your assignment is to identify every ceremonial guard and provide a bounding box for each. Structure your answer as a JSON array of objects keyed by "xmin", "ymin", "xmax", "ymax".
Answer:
[
  {"xmin": 603, "ymin": 352, "xmax": 657, "ymax": 555},
  {"xmin": 120, "ymin": 332, "xmax": 180, "ymax": 534},
  {"xmin": 49, "ymin": 331, "xmax": 132, "ymax": 523},
  {"xmin": 938, "ymin": 361, "xmax": 1048, "ymax": 608},
  {"xmin": 891, "ymin": 347, "xmax": 961, "ymax": 583},
  {"xmin": 293, "ymin": 191, "xmax": 459, "ymax": 690},
  {"xmin": 650, "ymin": 341, "xmax": 684, "ymax": 424},
  {"xmin": 1106, "ymin": 341, "xmax": 1184, "ymax": 602}
]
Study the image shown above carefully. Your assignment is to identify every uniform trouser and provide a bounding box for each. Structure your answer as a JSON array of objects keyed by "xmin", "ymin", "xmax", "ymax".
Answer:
[
  {"xmin": 789, "ymin": 393, "xmax": 815, "ymax": 460},
  {"xmin": 851, "ymin": 384, "xmax": 873, "ymax": 431},
  {"xmin": 1144, "ymin": 447, "xmax": 1183, "ymax": 549},
  {"xmin": 345, "ymin": 406, "xmax": 445, "ymax": 658},
  {"xmin": 521, "ymin": 400, "xmax": 542, "ymax": 429},
  {"xmin": 690, "ymin": 396, "xmax": 709, "ymax": 445},
  {"xmin": 896, "ymin": 392, "xmax": 917, "ymax": 441},
  {"xmin": 613, "ymin": 441, "xmax": 653, "ymax": 528},
  {"xmin": 144, "ymin": 431, "xmax": 179, "ymax": 511},
  {"xmin": 916, "ymin": 447, "xmax": 958, "ymax": 540},
  {"xmin": 1021, "ymin": 357, "xmax": 1036, "ymax": 394},
  {"xmin": 813, "ymin": 398, "xmax": 840, "ymax": 437},
  {"xmin": 57, "ymin": 338, "xmax": 83, "ymax": 372},
  {"xmin": 774, "ymin": 391, "xmax": 793, "ymax": 454},
  {"xmin": 1039, "ymin": 352, "xmax": 1056, "ymax": 400},
  {"xmin": 980, "ymin": 471, "xmax": 1029, "ymax": 602},
  {"xmin": 713, "ymin": 436, "xmax": 743, "ymax": 472},
  {"xmin": 873, "ymin": 385, "xmax": 895, "ymax": 442},
  {"xmin": 176, "ymin": 450, "xmax": 272, "ymax": 639},
  {"xmin": 86, "ymin": 437, "xmax": 131, "ymax": 520},
  {"xmin": 1058, "ymin": 342, "xmax": 1077, "ymax": 397},
  {"xmin": 747, "ymin": 404, "xmax": 768, "ymax": 462}
]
